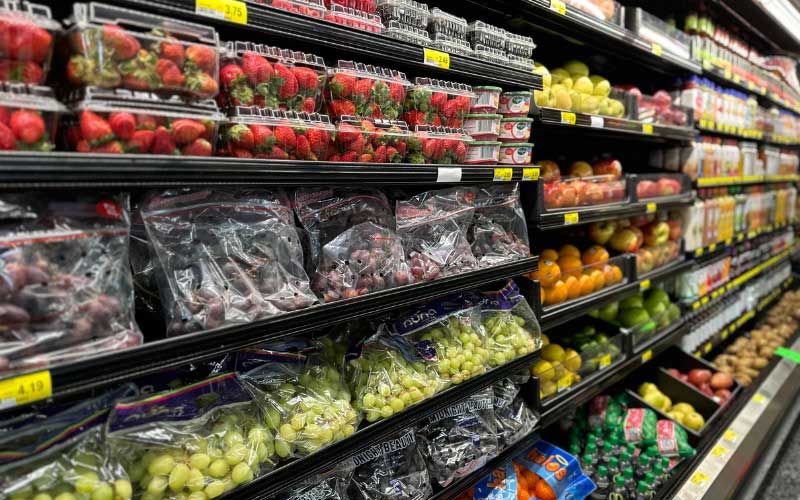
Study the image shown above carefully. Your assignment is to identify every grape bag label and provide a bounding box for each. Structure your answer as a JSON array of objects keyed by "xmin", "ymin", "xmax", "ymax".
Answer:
[
  {"xmin": 352, "ymin": 429, "xmax": 416, "ymax": 466},
  {"xmin": 427, "ymin": 395, "xmax": 492, "ymax": 424},
  {"xmin": 287, "ymin": 482, "xmax": 336, "ymax": 500},
  {"xmin": 478, "ymin": 281, "xmax": 524, "ymax": 311}
]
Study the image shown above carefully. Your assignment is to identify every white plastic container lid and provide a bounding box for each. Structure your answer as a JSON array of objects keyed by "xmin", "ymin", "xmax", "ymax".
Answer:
[
  {"xmin": 0, "ymin": 0, "xmax": 61, "ymax": 31},
  {"xmin": 0, "ymin": 82, "xmax": 65, "ymax": 112},
  {"xmin": 68, "ymin": 86, "xmax": 222, "ymax": 120},
  {"xmin": 224, "ymin": 41, "xmax": 325, "ymax": 70}
]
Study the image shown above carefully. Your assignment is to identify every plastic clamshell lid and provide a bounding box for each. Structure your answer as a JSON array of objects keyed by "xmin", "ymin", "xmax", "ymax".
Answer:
[
  {"xmin": 229, "ymin": 107, "xmax": 335, "ymax": 130},
  {"xmin": 384, "ymin": 21, "xmax": 431, "ymax": 45},
  {"xmin": 505, "ymin": 32, "xmax": 536, "ymax": 50},
  {"xmin": 224, "ymin": 41, "xmax": 325, "ymax": 70},
  {"xmin": 330, "ymin": 60, "xmax": 410, "ymax": 85},
  {"xmin": 467, "ymin": 20, "xmax": 507, "ymax": 38},
  {"xmin": 429, "ymin": 33, "xmax": 473, "ymax": 55},
  {"xmin": 428, "ymin": 7, "xmax": 468, "ymax": 27},
  {"xmin": 0, "ymin": 83, "xmax": 65, "ymax": 111},
  {"xmin": 338, "ymin": 114, "xmax": 410, "ymax": 135},
  {"xmin": 71, "ymin": 2, "xmax": 219, "ymax": 45},
  {"xmin": 473, "ymin": 45, "xmax": 509, "ymax": 63},
  {"xmin": 414, "ymin": 124, "xmax": 474, "ymax": 142},
  {"xmin": 413, "ymin": 77, "xmax": 475, "ymax": 97},
  {"xmin": 376, "ymin": 0, "xmax": 429, "ymax": 15},
  {"xmin": 0, "ymin": 0, "xmax": 61, "ymax": 30},
  {"xmin": 328, "ymin": 3, "xmax": 384, "ymax": 28},
  {"xmin": 507, "ymin": 55, "xmax": 535, "ymax": 72},
  {"xmin": 69, "ymin": 86, "xmax": 222, "ymax": 119}
]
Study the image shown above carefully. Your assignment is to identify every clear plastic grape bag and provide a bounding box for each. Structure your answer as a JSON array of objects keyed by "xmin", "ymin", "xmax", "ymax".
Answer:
[
  {"xmin": 235, "ymin": 347, "xmax": 360, "ymax": 460},
  {"xmin": 350, "ymin": 427, "xmax": 432, "ymax": 500},
  {"xmin": 271, "ymin": 463, "xmax": 354, "ymax": 500},
  {"xmin": 416, "ymin": 388, "xmax": 498, "ymax": 487},
  {"xmin": 140, "ymin": 188, "xmax": 316, "ymax": 336},
  {"xmin": 491, "ymin": 378, "xmax": 538, "ymax": 448},
  {"xmin": 388, "ymin": 292, "xmax": 489, "ymax": 385},
  {"xmin": 0, "ymin": 192, "xmax": 141, "ymax": 374},
  {"xmin": 395, "ymin": 186, "xmax": 478, "ymax": 281},
  {"xmin": 470, "ymin": 183, "xmax": 530, "ymax": 266},
  {"xmin": 107, "ymin": 373, "xmax": 277, "ymax": 499},
  {"xmin": 476, "ymin": 280, "xmax": 541, "ymax": 367},
  {"xmin": 0, "ymin": 385, "xmax": 137, "ymax": 500}
]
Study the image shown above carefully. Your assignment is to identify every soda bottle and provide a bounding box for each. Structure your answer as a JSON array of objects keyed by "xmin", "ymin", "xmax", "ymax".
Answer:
[
  {"xmin": 619, "ymin": 451, "xmax": 632, "ymax": 470},
  {"xmin": 635, "ymin": 480, "xmax": 653, "ymax": 500},
  {"xmin": 650, "ymin": 464, "xmax": 664, "ymax": 489},
  {"xmin": 583, "ymin": 453, "xmax": 596, "ymax": 477},
  {"xmin": 608, "ymin": 475, "xmax": 627, "ymax": 500},
  {"xmin": 644, "ymin": 472, "xmax": 657, "ymax": 493},
  {"xmin": 601, "ymin": 441, "xmax": 614, "ymax": 463},
  {"xmin": 607, "ymin": 456, "xmax": 620, "ymax": 480},
  {"xmin": 635, "ymin": 453, "xmax": 652, "ymax": 481},
  {"xmin": 622, "ymin": 466, "xmax": 636, "ymax": 494},
  {"xmin": 590, "ymin": 465, "xmax": 610, "ymax": 499}
]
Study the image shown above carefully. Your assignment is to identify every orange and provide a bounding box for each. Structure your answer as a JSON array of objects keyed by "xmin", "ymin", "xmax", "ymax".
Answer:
[
  {"xmin": 564, "ymin": 275, "xmax": 581, "ymax": 299},
  {"xmin": 558, "ymin": 243, "xmax": 581, "ymax": 258},
  {"xmin": 532, "ymin": 259, "xmax": 561, "ymax": 287},
  {"xmin": 602, "ymin": 264, "xmax": 615, "ymax": 285},
  {"xmin": 534, "ymin": 479, "xmax": 557, "ymax": 500},
  {"xmin": 590, "ymin": 268, "xmax": 605, "ymax": 290},
  {"xmin": 610, "ymin": 264, "xmax": 623, "ymax": 284},
  {"xmin": 544, "ymin": 280, "xmax": 568, "ymax": 305},
  {"xmin": 540, "ymin": 248, "xmax": 559, "ymax": 262},
  {"xmin": 582, "ymin": 245, "xmax": 610, "ymax": 269},
  {"xmin": 578, "ymin": 274, "xmax": 594, "ymax": 295},
  {"xmin": 557, "ymin": 255, "xmax": 583, "ymax": 278},
  {"xmin": 540, "ymin": 286, "xmax": 546, "ymax": 306}
]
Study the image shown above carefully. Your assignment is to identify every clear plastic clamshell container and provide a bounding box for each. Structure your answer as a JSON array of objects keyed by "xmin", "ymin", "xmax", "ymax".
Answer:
[
  {"xmin": 409, "ymin": 125, "xmax": 473, "ymax": 164},
  {"xmin": 429, "ymin": 32, "xmax": 473, "ymax": 57},
  {"xmin": 498, "ymin": 142, "xmax": 533, "ymax": 165},
  {"xmin": 383, "ymin": 20, "xmax": 431, "ymax": 46},
  {"xmin": 376, "ymin": 0, "xmax": 429, "ymax": 29},
  {"xmin": 332, "ymin": 115, "xmax": 410, "ymax": 162},
  {"xmin": 325, "ymin": 60, "xmax": 410, "ymax": 120},
  {"xmin": 467, "ymin": 20, "xmax": 507, "ymax": 51},
  {"xmin": 266, "ymin": 0, "xmax": 326, "ymax": 19},
  {"xmin": 219, "ymin": 106, "xmax": 335, "ymax": 160},
  {"xmin": 403, "ymin": 77, "xmax": 475, "ymax": 128},
  {"xmin": 638, "ymin": 93, "xmax": 693, "ymax": 127},
  {"xmin": 473, "ymin": 45, "xmax": 509, "ymax": 65},
  {"xmin": 63, "ymin": 86, "xmax": 223, "ymax": 155},
  {"xmin": 326, "ymin": 0, "xmax": 377, "ymax": 14},
  {"xmin": 543, "ymin": 174, "xmax": 627, "ymax": 210},
  {"xmin": 507, "ymin": 54, "xmax": 536, "ymax": 73},
  {"xmin": 324, "ymin": 3, "xmax": 384, "ymax": 33},
  {"xmin": 564, "ymin": 0, "xmax": 622, "ymax": 24},
  {"xmin": 65, "ymin": 2, "xmax": 221, "ymax": 98},
  {"xmin": 0, "ymin": 0, "xmax": 61, "ymax": 84},
  {"xmin": 0, "ymin": 82, "xmax": 63, "ymax": 152},
  {"xmin": 505, "ymin": 32, "xmax": 536, "ymax": 59},
  {"xmin": 626, "ymin": 8, "xmax": 691, "ymax": 60},
  {"xmin": 219, "ymin": 41, "xmax": 326, "ymax": 113},
  {"xmin": 427, "ymin": 7, "xmax": 468, "ymax": 39}
]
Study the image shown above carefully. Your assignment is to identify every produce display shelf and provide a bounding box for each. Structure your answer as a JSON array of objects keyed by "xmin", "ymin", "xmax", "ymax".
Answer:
[
  {"xmin": 0, "ymin": 257, "xmax": 536, "ymax": 408},
  {"xmin": 540, "ymin": 280, "xmax": 641, "ymax": 331},
  {"xmin": 0, "ymin": 153, "xmax": 539, "ymax": 188},
  {"xmin": 687, "ymin": 222, "xmax": 793, "ymax": 259},
  {"xmin": 536, "ymin": 107, "xmax": 698, "ymax": 142},
  {"xmin": 701, "ymin": 62, "xmax": 800, "ymax": 117},
  {"xmin": 695, "ymin": 175, "xmax": 800, "ymax": 187},
  {"xmin": 696, "ymin": 120, "xmax": 765, "ymax": 141},
  {"xmin": 109, "ymin": 0, "xmax": 541, "ymax": 90},
  {"xmin": 638, "ymin": 257, "xmax": 694, "ymax": 288}
]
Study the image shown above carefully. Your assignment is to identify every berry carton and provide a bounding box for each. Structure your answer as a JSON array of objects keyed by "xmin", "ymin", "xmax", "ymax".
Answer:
[
  {"xmin": 0, "ymin": 0, "xmax": 61, "ymax": 85},
  {"xmin": 0, "ymin": 82, "xmax": 64, "ymax": 152},
  {"xmin": 323, "ymin": 4, "xmax": 383, "ymax": 33},
  {"xmin": 325, "ymin": 60, "xmax": 409, "ymax": 119},
  {"xmin": 408, "ymin": 125, "xmax": 472, "ymax": 164},
  {"xmin": 332, "ymin": 115, "xmax": 409, "ymax": 162},
  {"xmin": 325, "ymin": 0, "xmax": 377, "ymax": 13},
  {"xmin": 265, "ymin": 0, "xmax": 327, "ymax": 18},
  {"xmin": 376, "ymin": 0, "xmax": 429, "ymax": 29},
  {"xmin": 403, "ymin": 77, "xmax": 475, "ymax": 128}
]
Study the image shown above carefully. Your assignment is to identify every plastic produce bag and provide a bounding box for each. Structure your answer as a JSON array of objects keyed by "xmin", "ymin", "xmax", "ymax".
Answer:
[
  {"xmin": 141, "ymin": 188, "xmax": 316, "ymax": 336},
  {"xmin": 271, "ymin": 463, "xmax": 354, "ymax": 500},
  {"xmin": 417, "ymin": 388, "xmax": 498, "ymax": 487},
  {"xmin": 622, "ymin": 407, "xmax": 658, "ymax": 445},
  {"xmin": 0, "ymin": 385, "xmax": 137, "ymax": 500},
  {"xmin": 0, "ymin": 192, "xmax": 141, "ymax": 374},
  {"xmin": 389, "ymin": 292, "xmax": 489, "ymax": 384},
  {"xmin": 588, "ymin": 394, "xmax": 623, "ymax": 431},
  {"xmin": 235, "ymin": 347, "xmax": 359, "ymax": 459},
  {"xmin": 107, "ymin": 373, "xmax": 277, "ymax": 499},
  {"xmin": 350, "ymin": 427, "xmax": 432, "ymax": 500},
  {"xmin": 476, "ymin": 280, "xmax": 541, "ymax": 367},
  {"xmin": 395, "ymin": 186, "xmax": 478, "ymax": 281},
  {"xmin": 470, "ymin": 184, "xmax": 530, "ymax": 266},
  {"xmin": 514, "ymin": 440, "xmax": 596, "ymax": 499},
  {"xmin": 491, "ymin": 378, "xmax": 538, "ymax": 448},
  {"xmin": 655, "ymin": 420, "xmax": 694, "ymax": 458},
  {"xmin": 461, "ymin": 462, "xmax": 518, "ymax": 499}
]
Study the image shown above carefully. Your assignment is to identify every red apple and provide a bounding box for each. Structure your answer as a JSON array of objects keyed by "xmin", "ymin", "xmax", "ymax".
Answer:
[
  {"xmin": 636, "ymin": 180, "xmax": 659, "ymax": 199},
  {"xmin": 630, "ymin": 214, "xmax": 655, "ymax": 227},
  {"xmin": 543, "ymin": 182, "xmax": 560, "ymax": 208},
  {"xmin": 653, "ymin": 90, "xmax": 672, "ymax": 107},
  {"xmin": 583, "ymin": 183, "xmax": 604, "ymax": 205},
  {"xmin": 688, "ymin": 368, "xmax": 712, "ymax": 386},
  {"xmin": 559, "ymin": 185, "xmax": 577, "ymax": 207},
  {"xmin": 657, "ymin": 178, "xmax": 682, "ymax": 196},
  {"xmin": 667, "ymin": 368, "xmax": 681, "ymax": 378},
  {"xmin": 644, "ymin": 222, "xmax": 670, "ymax": 246},
  {"xmin": 636, "ymin": 248, "xmax": 654, "ymax": 273},
  {"xmin": 710, "ymin": 372, "xmax": 733, "ymax": 390},
  {"xmin": 608, "ymin": 181, "xmax": 625, "ymax": 201},
  {"xmin": 616, "ymin": 85, "xmax": 642, "ymax": 104},
  {"xmin": 593, "ymin": 158, "xmax": 623, "ymax": 178},
  {"xmin": 610, "ymin": 228, "xmax": 639, "ymax": 252},
  {"xmin": 589, "ymin": 221, "xmax": 618, "ymax": 245},
  {"xmin": 539, "ymin": 160, "xmax": 561, "ymax": 182},
  {"xmin": 629, "ymin": 226, "xmax": 644, "ymax": 249},
  {"xmin": 679, "ymin": 374, "xmax": 689, "ymax": 383},
  {"xmin": 667, "ymin": 220, "xmax": 682, "ymax": 241},
  {"xmin": 714, "ymin": 388, "xmax": 732, "ymax": 402},
  {"xmin": 699, "ymin": 383, "xmax": 714, "ymax": 397},
  {"xmin": 568, "ymin": 161, "xmax": 594, "ymax": 178}
]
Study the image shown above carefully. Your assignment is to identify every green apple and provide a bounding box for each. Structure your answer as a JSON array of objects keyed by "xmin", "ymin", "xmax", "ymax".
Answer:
[
  {"xmin": 646, "ymin": 288, "xmax": 670, "ymax": 307},
  {"xmin": 672, "ymin": 402, "xmax": 695, "ymax": 414},
  {"xmin": 667, "ymin": 303, "xmax": 681, "ymax": 322},
  {"xmin": 683, "ymin": 411, "xmax": 705, "ymax": 431},
  {"xmin": 573, "ymin": 76, "xmax": 594, "ymax": 95},
  {"xmin": 598, "ymin": 302, "xmax": 619, "ymax": 322},
  {"xmin": 643, "ymin": 295, "xmax": 667, "ymax": 317},
  {"xmin": 620, "ymin": 295, "xmax": 644, "ymax": 310},
  {"xmin": 564, "ymin": 60, "xmax": 590, "ymax": 78},
  {"xmin": 620, "ymin": 307, "xmax": 650, "ymax": 328},
  {"xmin": 643, "ymin": 390, "xmax": 666, "ymax": 410},
  {"xmin": 638, "ymin": 382, "xmax": 658, "ymax": 397}
]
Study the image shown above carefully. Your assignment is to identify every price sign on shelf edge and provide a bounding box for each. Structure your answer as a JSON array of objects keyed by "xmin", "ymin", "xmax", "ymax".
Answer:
[
  {"xmin": 423, "ymin": 48, "xmax": 450, "ymax": 69},
  {"xmin": 0, "ymin": 371, "xmax": 52, "ymax": 410},
  {"xmin": 195, "ymin": 0, "xmax": 247, "ymax": 24}
]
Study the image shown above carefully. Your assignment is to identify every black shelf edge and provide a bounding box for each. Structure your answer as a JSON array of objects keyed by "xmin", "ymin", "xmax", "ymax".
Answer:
[
  {"xmin": 686, "ymin": 223, "xmax": 794, "ymax": 260},
  {"xmin": 695, "ymin": 175, "xmax": 800, "ymax": 188},
  {"xmin": 535, "ymin": 194, "xmax": 694, "ymax": 231},
  {"xmin": 541, "ymin": 280, "xmax": 641, "ymax": 331},
  {"xmin": 0, "ymin": 153, "xmax": 538, "ymax": 188},
  {"xmin": 639, "ymin": 257, "xmax": 694, "ymax": 286},
  {"xmin": 109, "ymin": 0, "xmax": 541, "ymax": 90},
  {"xmin": 1, "ymin": 257, "xmax": 536, "ymax": 405},
  {"xmin": 701, "ymin": 63, "xmax": 800, "ymax": 118},
  {"xmin": 536, "ymin": 107, "xmax": 698, "ymax": 142},
  {"xmin": 229, "ymin": 350, "xmax": 538, "ymax": 500}
]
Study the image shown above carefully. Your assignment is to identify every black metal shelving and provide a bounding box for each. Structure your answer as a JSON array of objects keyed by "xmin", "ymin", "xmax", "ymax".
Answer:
[
  {"xmin": 536, "ymin": 107, "xmax": 698, "ymax": 142},
  {"xmin": 539, "ymin": 280, "xmax": 641, "ymax": 331}
]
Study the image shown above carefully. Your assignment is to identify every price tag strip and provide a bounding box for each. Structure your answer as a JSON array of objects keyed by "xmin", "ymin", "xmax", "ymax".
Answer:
[
  {"xmin": 195, "ymin": 0, "xmax": 247, "ymax": 23},
  {"xmin": 423, "ymin": 48, "xmax": 450, "ymax": 69},
  {"xmin": 0, "ymin": 370, "xmax": 52, "ymax": 410}
]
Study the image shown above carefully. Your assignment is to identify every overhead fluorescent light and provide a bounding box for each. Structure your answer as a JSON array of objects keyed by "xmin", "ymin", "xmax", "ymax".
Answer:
[{"xmin": 754, "ymin": 0, "xmax": 800, "ymax": 45}]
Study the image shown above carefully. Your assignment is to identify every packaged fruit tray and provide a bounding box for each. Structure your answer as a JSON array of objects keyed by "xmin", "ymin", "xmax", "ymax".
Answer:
[
  {"xmin": 376, "ymin": 0, "xmax": 428, "ymax": 29},
  {"xmin": 63, "ymin": 86, "xmax": 223, "ymax": 155},
  {"xmin": 383, "ymin": 20, "xmax": 431, "ymax": 46},
  {"xmin": 65, "ymin": 2, "xmax": 220, "ymax": 98},
  {"xmin": 332, "ymin": 115, "xmax": 409, "ymax": 162},
  {"xmin": 324, "ymin": 4, "xmax": 384, "ymax": 33},
  {"xmin": 427, "ymin": 7, "xmax": 468, "ymax": 40},
  {"xmin": 408, "ymin": 125, "xmax": 472, "ymax": 164},
  {"xmin": 635, "ymin": 239, "xmax": 683, "ymax": 277},
  {"xmin": 327, "ymin": 0, "xmax": 376, "ymax": 14},
  {"xmin": 0, "ymin": 0, "xmax": 60, "ymax": 85},
  {"xmin": 325, "ymin": 60, "xmax": 409, "ymax": 120},
  {"xmin": 219, "ymin": 41, "xmax": 326, "ymax": 113},
  {"xmin": 631, "ymin": 173, "xmax": 691, "ymax": 202},
  {"xmin": 0, "ymin": 83, "xmax": 65, "ymax": 152},
  {"xmin": 403, "ymin": 77, "xmax": 475, "ymax": 128},
  {"xmin": 637, "ymin": 93, "xmax": 694, "ymax": 128},
  {"xmin": 263, "ymin": 0, "xmax": 327, "ymax": 19},
  {"xmin": 540, "ymin": 174, "xmax": 628, "ymax": 212},
  {"xmin": 625, "ymin": 8, "xmax": 691, "ymax": 60}
]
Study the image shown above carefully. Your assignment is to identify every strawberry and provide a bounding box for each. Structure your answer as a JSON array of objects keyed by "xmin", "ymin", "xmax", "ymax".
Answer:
[
  {"xmin": 359, "ymin": 153, "xmax": 373, "ymax": 162},
  {"xmin": 353, "ymin": 79, "xmax": 372, "ymax": 102},
  {"xmin": 185, "ymin": 45, "xmax": 217, "ymax": 72},
  {"xmin": 348, "ymin": 134, "xmax": 366, "ymax": 155},
  {"xmin": 109, "ymin": 112, "xmax": 136, "ymax": 140},
  {"xmin": 0, "ymin": 107, "xmax": 8, "ymax": 125},
  {"xmin": 336, "ymin": 122, "xmax": 361, "ymax": 143},
  {"xmin": 402, "ymin": 110, "xmax": 427, "ymax": 126},
  {"xmin": 373, "ymin": 144, "xmax": 387, "ymax": 163},
  {"xmin": 423, "ymin": 139, "xmax": 441, "ymax": 161},
  {"xmin": 329, "ymin": 99, "xmax": 356, "ymax": 118},
  {"xmin": 274, "ymin": 126, "xmax": 297, "ymax": 151},
  {"xmin": 340, "ymin": 151, "xmax": 358, "ymax": 162},
  {"xmin": 156, "ymin": 58, "xmax": 181, "ymax": 77},
  {"xmin": 306, "ymin": 127, "xmax": 330, "ymax": 156},
  {"xmin": 229, "ymin": 84, "xmax": 254, "ymax": 106},
  {"xmin": 92, "ymin": 140, "xmax": 124, "ymax": 154},
  {"xmin": 386, "ymin": 146, "xmax": 402, "ymax": 163},
  {"xmin": 220, "ymin": 63, "xmax": 245, "ymax": 88},
  {"xmin": 158, "ymin": 39, "xmax": 185, "ymax": 66},
  {"xmin": 171, "ymin": 119, "xmax": 206, "ymax": 145},
  {"xmin": 0, "ymin": 122, "xmax": 15, "ymax": 150},
  {"xmin": 161, "ymin": 67, "xmax": 186, "ymax": 88},
  {"xmin": 5, "ymin": 61, "xmax": 44, "ymax": 84},
  {"xmin": 430, "ymin": 92, "xmax": 447, "ymax": 110},
  {"xmin": 241, "ymin": 51, "xmax": 273, "ymax": 85},
  {"xmin": 126, "ymin": 129, "xmax": 155, "ymax": 153},
  {"xmin": 454, "ymin": 141, "xmax": 467, "ymax": 162},
  {"xmin": 430, "ymin": 115, "xmax": 442, "ymax": 126},
  {"xmin": 80, "ymin": 110, "xmax": 113, "ymax": 146},
  {"xmin": 328, "ymin": 154, "xmax": 341, "ymax": 162},
  {"xmin": 102, "ymin": 24, "xmax": 140, "ymax": 61},
  {"xmin": 295, "ymin": 134, "xmax": 312, "ymax": 159},
  {"xmin": 389, "ymin": 82, "xmax": 406, "ymax": 104},
  {"xmin": 228, "ymin": 123, "xmax": 255, "ymax": 150},
  {"xmin": 328, "ymin": 73, "xmax": 355, "ymax": 98},
  {"xmin": 187, "ymin": 72, "xmax": 218, "ymax": 97},
  {"xmin": 250, "ymin": 124, "xmax": 275, "ymax": 151},
  {"xmin": 396, "ymin": 140, "xmax": 406, "ymax": 157},
  {"xmin": 443, "ymin": 99, "xmax": 461, "ymax": 118},
  {"xmin": 231, "ymin": 148, "xmax": 253, "ymax": 158},
  {"xmin": 301, "ymin": 97, "xmax": 316, "ymax": 112},
  {"xmin": 76, "ymin": 140, "xmax": 90, "ymax": 153},
  {"xmin": 268, "ymin": 146, "xmax": 289, "ymax": 159},
  {"xmin": 292, "ymin": 66, "xmax": 319, "ymax": 91},
  {"xmin": 274, "ymin": 64, "xmax": 298, "ymax": 100},
  {"xmin": 136, "ymin": 114, "xmax": 157, "ymax": 130},
  {"xmin": 65, "ymin": 57, "xmax": 87, "ymax": 85},
  {"xmin": 123, "ymin": 73, "xmax": 155, "ymax": 90},
  {"xmin": 151, "ymin": 126, "xmax": 177, "ymax": 155},
  {"xmin": 182, "ymin": 138, "xmax": 213, "ymax": 156}
]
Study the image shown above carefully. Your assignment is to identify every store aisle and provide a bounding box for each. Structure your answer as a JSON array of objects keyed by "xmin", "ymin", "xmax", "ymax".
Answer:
[{"xmin": 756, "ymin": 413, "xmax": 800, "ymax": 499}]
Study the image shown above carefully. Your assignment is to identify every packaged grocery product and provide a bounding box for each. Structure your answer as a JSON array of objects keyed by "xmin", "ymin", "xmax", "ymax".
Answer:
[
  {"xmin": 65, "ymin": 2, "xmax": 220, "ymax": 98},
  {"xmin": 464, "ymin": 461, "xmax": 518, "ymax": 499},
  {"xmin": 564, "ymin": 0, "xmax": 620, "ymax": 22},
  {"xmin": 389, "ymin": 292, "xmax": 490, "ymax": 384},
  {"xmin": 498, "ymin": 91, "xmax": 532, "ymax": 117},
  {"xmin": 467, "ymin": 21, "xmax": 506, "ymax": 51},
  {"xmin": 141, "ymin": 188, "xmax": 315, "ymax": 336},
  {"xmin": 236, "ymin": 347, "xmax": 359, "ymax": 458},
  {"xmin": 514, "ymin": 440, "xmax": 597, "ymax": 499},
  {"xmin": 465, "ymin": 141, "xmax": 500, "ymax": 165},
  {"xmin": 655, "ymin": 419, "xmax": 693, "ymax": 457},
  {"xmin": 471, "ymin": 85, "xmax": 502, "ymax": 113},
  {"xmin": 470, "ymin": 183, "xmax": 530, "ymax": 266},
  {"xmin": 346, "ymin": 329, "xmax": 445, "ymax": 422},
  {"xmin": 0, "ymin": 1, "xmax": 60, "ymax": 84},
  {"xmin": 622, "ymin": 407, "xmax": 658, "ymax": 444},
  {"xmin": 498, "ymin": 142, "xmax": 533, "ymax": 165},
  {"xmin": 429, "ymin": 32, "xmax": 473, "ymax": 57},
  {"xmin": 0, "ymin": 82, "xmax": 64, "ymax": 151},
  {"xmin": 408, "ymin": 125, "xmax": 472, "ymax": 164},
  {"xmin": 626, "ymin": 8, "xmax": 691, "ymax": 60},
  {"xmin": 499, "ymin": 117, "xmax": 532, "ymax": 142},
  {"xmin": 403, "ymin": 77, "xmax": 475, "ymax": 128},
  {"xmin": 218, "ymin": 41, "xmax": 326, "ymax": 113},
  {"xmin": 637, "ymin": 91, "xmax": 692, "ymax": 127},
  {"xmin": 218, "ymin": 107, "xmax": 334, "ymax": 160},
  {"xmin": 543, "ymin": 174, "xmax": 626, "ymax": 210},
  {"xmin": 505, "ymin": 33, "xmax": 536, "ymax": 58},
  {"xmin": 396, "ymin": 186, "xmax": 478, "ymax": 280},
  {"xmin": 0, "ymin": 385, "xmax": 137, "ymax": 500},
  {"xmin": 588, "ymin": 394, "xmax": 623, "ymax": 430},
  {"xmin": 324, "ymin": 4, "xmax": 384, "ymax": 33},
  {"xmin": 417, "ymin": 388, "xmax": 498, "ymax": 487},
  {"xmin": 472, "ymin": 45, "xmax": 509, "ymax": 65},
  {"xmin": 271, "ymin": 463, "xmax": 355, "ymax": 500},
  {"xmin": 427, "ymin": 7, "xmax": 468, "ymax": 39},
  {"xmin": 383, "ymin": 21, "xmax": 432, "ymax": 46},
  {"xmin": 63, "ymin": 86, "xmax": 222, "ymax": 155},
  {"xmin": 326, "ymin": 60, "xmax": 409, "ymax": 119},
  {"xmin": 327, "ymin": 0, "xmax": 377, "ymax": 13},
  {"xmin": 491, "ymin": 377, "xmax": 538, "ymax": 448},
  {"xmin": 107, "ymin": 373, "xmax": 277, "ymax": 498},
  {"xmin": 376, "ymin": 0, "xmax": 428, "ymax": 29},
  {"xmin": 463, "ymin": 113, "xmax": 501, "ymax": 140},
  {"xmin": 332, "ymin": 116, "xmax": 409, "ymax": 162},
  {"xmin": 0, "ymin": 192, "xmax": 141, "ymax": 374},
  {"xmin": 477, "ymin": 280, "xmax": 541, "ymax": 367},
  {"xmin": 634, "ymin": 173, "xmax": 688, "ymax": 200},
  {"xmin": 351, "ymin": 427, "xmax": 432, "ymax": 499},
  {"xmin": 265, "ymin": 0, "xmax": 326, "ymax": 18}
]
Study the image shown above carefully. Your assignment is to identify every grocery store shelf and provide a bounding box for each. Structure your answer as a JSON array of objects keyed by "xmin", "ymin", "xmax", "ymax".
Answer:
[
  {"xmin": 536, "ymin": 107, "xmax": 698, "ymax": 142},
  {"xmin": 540, "ymin": 280, "xmax": 641, "ymax": 331},
  {"xmin": 695, "ymin": 175, "xmax": 800, "ymax": 188},
  {"xmin": 2, "ymin": 257, "xmax": 536, "ymax": 406},
  {"xmin": 0, "ymin": 153, "xmax": 538, "ymax": 188},
  {"xmin": 697, "ymin": 120, "xmax": 765, "ymax": 141},
  {"xmin": 638, "ymin": 257, "xmax": 694, "ymax": 286},
  {"xmin": 687, "ymin": 222, "xmax": 794, "ymax": 259},
  {"xmin": 701, "ymin": 62, "xmax": 800, "ymax": 118},
  {"xmin": 109, "ymin": 0, "xmax": 541, "ymax": 90}
]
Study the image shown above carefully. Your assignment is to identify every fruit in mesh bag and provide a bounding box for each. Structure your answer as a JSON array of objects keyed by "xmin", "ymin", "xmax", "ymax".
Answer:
[
  {"xmin": 416, "ymin": 316, "xmax": 489, "ymax": 384},
  {"xmin": 483, "ymin": 312, "xmax": 538, "ymax": 366}
]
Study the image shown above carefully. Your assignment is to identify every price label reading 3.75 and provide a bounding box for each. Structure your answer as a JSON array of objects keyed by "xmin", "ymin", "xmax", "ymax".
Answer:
[{"xmin": 195, "ymin": 0, "xmax": 247, "ymax": 24}]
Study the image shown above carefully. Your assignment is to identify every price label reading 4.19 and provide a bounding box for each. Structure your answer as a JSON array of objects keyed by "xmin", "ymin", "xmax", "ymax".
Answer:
[
  {"xmin": 423, "ymin": 48, "xmax": 450, "ymax": 69},
  {"xmin": 0, "ymin": 370, "xmax": 52, "ymax": 410},
  {"xmin": 195, "ymin": 0, "xmax": 247, "ymax": 24}
]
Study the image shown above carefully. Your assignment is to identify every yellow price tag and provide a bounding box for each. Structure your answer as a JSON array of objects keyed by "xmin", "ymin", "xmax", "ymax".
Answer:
[
  {"xmin": 704, "ymin": 342, "xmax": 712, "ymax": 353},
  {"xmin": 646, "ymin": 202, "xmax": 657, "ymax": 214},
  {"xmin": 752, "ymin": 393, "xmax": 768, "ymax": 404},
  {"xmin": 598, "ymin": 354, "xmax": 612, "ymax": 369},
  {"xmin": 747, "ymin": 81, "xmax": 756, "ymax": 90},
  {"xmin": 642, "ymin": 123, "xmax": 654, "ymax": 135},
  {"xmin": 701, "ymin": 296, "xmax": 709, "ymax": 305},
  {"xmin": 549, "ymin": 0, "xmax": 567, "ymax": 15},
  {"xmin": 711, "ymin": 445, "xmax": 728, "ymax": 457},
  {"xmin": 493, "ymin": 167, "xmax": 513, "ymax": 181},
  {"xmin": 640, "ymin": 279, "xmax": 651, "ymax": 291},
  {"xmin": 561, "ymin": 112, "xmax": 577, "ymax": 125},
  {"xmin": 423, "ymin": 48, "xmax": 451, "ymax": 69},
  {"xmin": 195, "ymin": 0, "xmax": 247, "ymax": 24},
  {"xmin": 723, "ymin": 429, "xmax": 738, "ymax": 443},
  {"xmin": 695, "ymin": 247, "xmax": 704, "ymax": 257},
  {"xmin": 651, "ymin": 43, "xmax": 663, "ymax": 57},
  {"xmin": 522, "ymin": 167, "xmax": 540, "ymax": 181},
  {"xmin": 0, "ymin": 371, "xmax": 52, "ymax": 409},
  {"xmin": 721, "ymin": 328, "xmax": 729, "ymax": 340},
  {"xmin": 563, "ymin": 212, "xmax": 579, "ymax": 225},
  {"xmin": 641, "ymin": 349, "xmax": 653, "ymax": 363},
  {"xmin": 691, "ymin": 471, "xmax": 710, "ymax": 485},
  {"xmin": 724, "ymin": 68, "xmax": 731, "ymax": 79},
  {"xmin": 709, "ymin": 243, "xmax": 717, "ymax": 252},
  {"xmin": 692, "ymin": 301, "xmax": 700, "ymax": 310},
  {"xmin": 733, "ymin": 74, "xmax": 741, "ymax": 84}
]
